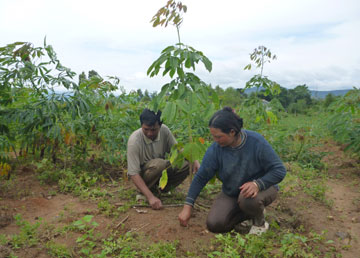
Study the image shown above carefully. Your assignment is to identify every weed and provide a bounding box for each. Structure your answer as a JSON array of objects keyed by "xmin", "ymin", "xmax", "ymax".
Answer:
[
  {"xmin": 116, "ymin": 186, "xmax": 137, "ymax": 199},
  {"xmin": 68, "ymin": 215, "xmax": 98, "ymax": 232},
  {"xmin": 116, "ymin": 203, "xmax": 132, "ymax": 213},
  {"xmin": 141, "ymin": 240, "xmax": 178, "ymax": 257},
  {"xmin": 209, "ymin": 233, "xmax": 268, "ymax": 258},
  {"xmin": 100, "ymin": 233, "xmax": 138, "ymax": 257},
  {"xmin": 209, "ymin": 228, "xmax": 332, "ymax": 258},
  {"xmin": 7, "ymin": 214, "xmax": 42, "ymax": 249},
  {"xmin": 35, "ymin": 159, "xmax": 60, "ymax": 184},
  {"xmin": 98, "ymin": 200, "xmax": 118, "ymax": 217},
  {"xmin": 0, "ymin": 234, "xmax": 8, "ymax": 245},
  {"xmin": 66, "ymin": 215, "xmax": 103, "ymax": 257},
  {"xmin": 99, "ymin": 232, "xmax": 178, "ymax": 257},
  {"xmin": 45, "ymin": 241, "xmax": 73, "ymax": 258}
]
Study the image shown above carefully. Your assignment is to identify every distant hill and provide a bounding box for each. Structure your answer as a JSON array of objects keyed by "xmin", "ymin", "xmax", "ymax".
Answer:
[
  {"xmin": 242, "ymin": 87, "xmax": 351, "ymax": 99},
  {"xmin": 310, "ymin": 89, "xmax": 350, "ymax": 99}
]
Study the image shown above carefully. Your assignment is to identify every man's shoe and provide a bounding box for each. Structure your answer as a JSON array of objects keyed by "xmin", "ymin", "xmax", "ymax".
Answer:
[{"xmin": 248, "ymin": 221, "xmax": 269, "ymax": 235}]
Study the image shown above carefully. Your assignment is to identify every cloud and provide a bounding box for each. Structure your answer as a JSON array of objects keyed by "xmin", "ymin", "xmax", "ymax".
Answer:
[{"xmin": 0, "ymin": 0, "xmax": 359, "ymax": 93}]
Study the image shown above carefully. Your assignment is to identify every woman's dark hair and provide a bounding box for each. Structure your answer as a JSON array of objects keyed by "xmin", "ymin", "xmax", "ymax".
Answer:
[
  {"xmin": 140, "ymin": 108, "xmax": 163, "ymax": 126},
  {"xmin": 208, "ymin": 107, "xmax": 243, "ymax": 135}
]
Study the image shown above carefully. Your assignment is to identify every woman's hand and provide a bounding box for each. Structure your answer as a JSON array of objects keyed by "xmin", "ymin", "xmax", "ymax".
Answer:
[
  {"xmin": 239, "ymin": 181, "xmax": 259, "ymax": 198},
  {"xmin": 192, "ymin": 160, "xmax": 200, "ymax": 174},
  {"xmin": 178, "ymin": 205, "xmax": 193, "ymax": 227}
]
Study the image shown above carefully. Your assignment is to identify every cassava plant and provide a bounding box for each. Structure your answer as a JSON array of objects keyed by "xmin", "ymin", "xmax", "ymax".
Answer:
[
  {"xmin": 0, "ymin": 39, "xmax": 130, "ymax": 171},
  {"xmin": 327, "ymin": 87, "xmax": 360, "ymax": 156},
  {"xmin": 242, "ymin": 46, "xmax": 281, "ymax": 126},
  {"xmin": 0, "ymin": 39, "xmax": 77, "ymax": 173},
  {"xmin": 148, "ymin": 0, "xmax": 219, "ymax": 188}
]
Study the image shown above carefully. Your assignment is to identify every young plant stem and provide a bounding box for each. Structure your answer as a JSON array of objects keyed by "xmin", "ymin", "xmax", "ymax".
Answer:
[
  {"xmin": 176, "ymin": 26, "xmax": 181, "ymax": 46},
  {"xmin": 187, "ymin": 115, "xmax": 193, "ymax": 182}
]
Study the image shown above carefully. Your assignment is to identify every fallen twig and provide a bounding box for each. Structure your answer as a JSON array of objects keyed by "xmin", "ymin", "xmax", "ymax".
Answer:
[
  {"xmin": 196, "ymin": 202, "xmax": 211, "ymax": 209},
  {"xmin": 127, "ymin": 223, "xmax": 150, "ymax": 233},
  {"xmin": 105, "ymin": 171, "xmax": 116, "ymax": 184},
  {"xmin": 194, "ymin": 203, "xmax": 209, "ymax": 211},
  {"xmin": 115, "ymin": 215, "xmax": 129, "ymax": 229},
  {"xmin": 132, "ymin": 203, "xmax": 184, "ymax": 208}
]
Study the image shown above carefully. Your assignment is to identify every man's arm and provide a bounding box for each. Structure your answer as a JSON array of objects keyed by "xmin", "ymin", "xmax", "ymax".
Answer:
[{"xmin": 130, "ymin": 174, "xmax": 162, "ymax": 210}]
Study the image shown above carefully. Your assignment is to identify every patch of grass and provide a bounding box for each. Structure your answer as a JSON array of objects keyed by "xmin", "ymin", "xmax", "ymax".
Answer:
[
  {"xmin": 65, "ymin": 215, "xmax": 103, "ymax": 257},
  {"xmin": 0, "ymin": 233, "xmax": 8, "ymax": 245},
  {"xmin": 99, "ymin": 232, "xmax": 178, "ymax": 257},
  {"xmin": 97, "ymin": 199, "xmax": 120, "ymax": 217},
  {"xmin": 0, "ymin": 176, "xmax": 16, "ymax": 196},
  {"xmin": 4, "ymin": 214, "xmax": 42, "ymax": 249},
  {"xmin": 45, "ymin": 241, "xmax": 73, "ymax": 258},
  {"xmin": 100, "ymin": 233, "xmax": 138, "ymax": 257},
  {"xmin": 35, "ymin": 158, "xmax": 60, "ymax": 184},
  {"xmin": 208, "ymin": 225, "xmax": 335, "ymax": 258},
  {"xmin": 116, "ymin": 185, "xmax": 137, "ymax": 199},
  {"xmin": 281, "ymin": 162, "xmax": 333, "ymax": 207},
  {"xmin": 279, "ymin": 170, "xmax": 300, "ymax": 198},
  {"xmin": 57, "ymin": 169, "xmax": 111, "ymax": 201}
]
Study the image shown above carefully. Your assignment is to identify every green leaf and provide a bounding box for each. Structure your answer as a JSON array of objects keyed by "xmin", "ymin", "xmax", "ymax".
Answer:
[
  {"xmin": 211, "ymin": 93, "xmax": 220, "ymax": 110},
  {"xmin": 182, "ymin": 141, "xmax": 205, "ymax": 163},
  {"xmin": 162, "ymin": 102, "xmax": 177, "ymax": 123},
  {"xmin": 82, "ymin": 215, "xmax": 94, "ymax": 223},
  {"xmin": 202, "ymin": 56, "xmax": 212, "ymax": 72},
  {"xmin": 176, "ymin": 99, "xmax": 190, "ymax": 114},
  {"xmin": 244, "ymin": 64, "xmax": 251, "ymax": 70},
  {"xmin": 169, "ymin": 149, "xmax": 178, "ymax": 164},
  {"xmin": 162, "ymin": 45, "xmax": 175, "ymax": 54},
  {"xmin": 169, "ymin": 68, "xmax": 176, "ymax": 78},
  {"xmin": 170, "ymin": 56, "xmax": 179, "ymax": 69},
  {"xmin": 159, "ymin": 169, "xmax": 168, "ymax": 190},
  {"xmin": 185, "ymin": 57, "xmax": 192, "ymax": 69},
  {"xmin": 178, "ymin": 83, "xmax": 186, "ymax": 97}
]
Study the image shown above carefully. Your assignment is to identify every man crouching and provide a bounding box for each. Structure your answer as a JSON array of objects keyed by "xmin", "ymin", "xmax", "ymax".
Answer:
[{"xmin": 127, "ymin": 108, "xmax": 197, "ymax": 209}]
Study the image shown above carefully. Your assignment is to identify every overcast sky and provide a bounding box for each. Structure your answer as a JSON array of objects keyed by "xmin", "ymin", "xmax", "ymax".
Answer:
[{"xmin": 1, "ymin": 0, "xmax": 359, "ymax": 93}]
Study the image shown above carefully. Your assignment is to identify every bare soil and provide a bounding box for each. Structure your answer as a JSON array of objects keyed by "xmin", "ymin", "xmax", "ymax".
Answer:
[{"xmin": 0, "ymin": 140, "xmax": 359, "ymax": 257}]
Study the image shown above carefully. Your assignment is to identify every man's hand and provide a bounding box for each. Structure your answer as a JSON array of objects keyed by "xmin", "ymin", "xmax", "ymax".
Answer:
[
  {"xmin": 178, "ymin": 204, "xmax": 192, "ymax": 227},
  {"xmin": 131, "ymin": 174, "xmax": 163, "ymax": 210},
  {"xmin": 239, "ymin": 181, "xmax": 259, "ymax": 198},
  {"xmin": 149, "ymin": 195, "xmax": 163, "ymax": 210}
]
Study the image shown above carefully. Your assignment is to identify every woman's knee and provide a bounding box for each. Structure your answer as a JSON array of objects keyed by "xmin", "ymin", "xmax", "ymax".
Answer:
[
  {"xmin": 238, "ymin": 196, "xmax": 263, "ymax": 215},
  {"xmin": 206, "ymin": 216, "xmax": 229, "ymax": 233}
]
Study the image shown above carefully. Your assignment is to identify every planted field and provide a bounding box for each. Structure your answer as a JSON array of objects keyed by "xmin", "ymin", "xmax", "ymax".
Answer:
[
  {"xmin": 1, "ymin": 3, "xmax": 359, "ymax": 255},
  {"xmin": 1, "ymin": 113, "xmax": 359, "ymax": 257}
]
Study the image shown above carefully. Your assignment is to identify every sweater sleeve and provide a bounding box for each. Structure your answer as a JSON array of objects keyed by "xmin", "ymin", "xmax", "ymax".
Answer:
[
  {"xmin": 185, "ymin": 144, "xmax": 218, "ymax": 206},
  {"xmin": 254, "ymin": 141, "xmax": 286, "ymax": 191}
]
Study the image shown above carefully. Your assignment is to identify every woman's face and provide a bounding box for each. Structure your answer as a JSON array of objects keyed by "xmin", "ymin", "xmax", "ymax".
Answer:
[{"xmin": 210, "ymin": 127, "xmax": 236, "ymax": 147}]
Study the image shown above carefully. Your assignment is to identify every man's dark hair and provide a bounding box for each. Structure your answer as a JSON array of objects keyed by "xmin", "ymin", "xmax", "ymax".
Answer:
[
  {"xmin": 140, "ymin": 108, "xmax": 163, "ymax": 126},
  {"xmin": 209, "ymin": 107, "xmax": 243, "ymax": 135}
]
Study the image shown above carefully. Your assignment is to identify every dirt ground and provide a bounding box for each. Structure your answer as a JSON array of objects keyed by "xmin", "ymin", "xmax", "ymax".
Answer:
[{"xmin": 0, "ymin": 141, "xmax": 359, "ymax": 258}]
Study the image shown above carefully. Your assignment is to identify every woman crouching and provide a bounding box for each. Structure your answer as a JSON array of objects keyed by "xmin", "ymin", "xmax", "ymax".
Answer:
[{"xmin": 178, "ymin": 107, "xmax": 286, "ymax": 234}]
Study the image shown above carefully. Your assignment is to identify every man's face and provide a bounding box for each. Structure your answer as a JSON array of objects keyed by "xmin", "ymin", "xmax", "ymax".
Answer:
[{"xmin": 141, "ymin": 122, "xmax": 161, "ymax": 141}]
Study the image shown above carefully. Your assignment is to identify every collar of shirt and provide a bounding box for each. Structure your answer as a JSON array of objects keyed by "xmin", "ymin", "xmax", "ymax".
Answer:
[
  {"xmin": 230, "ymin": 130, "xmax": 247, "ymax": 150},
  {"xmin": 143, "ymin": 130, "xmax": 161, "ymax": 144}
]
